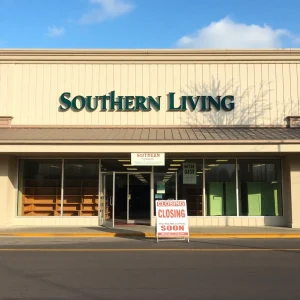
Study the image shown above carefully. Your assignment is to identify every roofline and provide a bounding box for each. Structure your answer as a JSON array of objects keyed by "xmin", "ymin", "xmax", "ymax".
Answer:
[
  {"xmin": 0, "ymin": 140, "xmax": 299, "ymax": 145},
  {"xmin": 0, "ymin": 48, "xmax": 300, "ymax": 54},
  {"xmin": 1, "ymin": 49, "xmax": 300, "ymax": 63}
]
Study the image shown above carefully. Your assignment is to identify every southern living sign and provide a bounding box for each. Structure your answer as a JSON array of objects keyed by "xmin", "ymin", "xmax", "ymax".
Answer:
[{"xmin": 59, "ymin": 91, "xmax": 234, "ymax": 112}]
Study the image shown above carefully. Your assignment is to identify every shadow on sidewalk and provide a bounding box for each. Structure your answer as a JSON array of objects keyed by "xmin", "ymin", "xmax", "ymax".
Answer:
[{"xmin": 84, "ymin": 226, "xmax": 156, "ymax": 241}]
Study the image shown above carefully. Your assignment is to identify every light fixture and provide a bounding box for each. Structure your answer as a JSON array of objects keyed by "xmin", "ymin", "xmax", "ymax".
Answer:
[
  {"xmin": 118, "ymin": 159, "xmax": 130, "ymax": 162},
  {"xmin": 197, "ymin": 171, "xmax": 203, "ymax": 174},
  {"xmin": 167, "ymin": 171, "xmax": 175, "ymax": 174},
  {"xmin": 123, "ymin": 164, "xmax": 132, "ymax": 167},
  {"xmin": 253, "ymin": 164, "xmax": 265, "ymax": 168},
  {"xmin": 170, "ymin": 164, "xmax": 181, "ymax": 167},
  {"xmin": 127, "ymin": 168, "xmax": 138, "ymax": 170},
  {"xmin": 50, "ymin": 165, "xmax": 60, "ymax": 169},
  {"xmin": 173, "ymin": 160, "xmax": 185, "ymax": 162},
  {"xmin": 216, "ymin": 159, "xmax": 228, "ymax": 162},
  {"xmin": 208, "ymin": 164, "xmax": 219, "ymax": 167},
  {"xmin": 168, "ymin": 168, "xmax": 178, "ymax": 171}
]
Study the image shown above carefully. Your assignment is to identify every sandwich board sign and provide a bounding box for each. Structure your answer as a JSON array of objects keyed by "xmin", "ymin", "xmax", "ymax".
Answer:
[{"xmin": 155, "ymin": 200, "xmax": 189, "ymax": 243}]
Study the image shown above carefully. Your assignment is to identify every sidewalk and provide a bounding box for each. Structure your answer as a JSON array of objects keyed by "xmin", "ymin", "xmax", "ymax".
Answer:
[{"xmin": 1, "ymin": 225, "xmax": 300, "ymax": 238}]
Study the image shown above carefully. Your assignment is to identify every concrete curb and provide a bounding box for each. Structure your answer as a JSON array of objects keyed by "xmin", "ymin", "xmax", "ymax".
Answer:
[{"xmin": 1, "ymin": 232, "xmax": 300, "ymax": 238}]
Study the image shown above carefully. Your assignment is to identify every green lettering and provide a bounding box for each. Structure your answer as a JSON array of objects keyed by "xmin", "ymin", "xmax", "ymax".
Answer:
[
  {"xmin": 99, "ymin": 95, "xmax": 108, "ymax": 111},
  {"xmin": 59, "ymin": 92, "xmax": 71, "ymax": 111},
  {"xmin": 135, "ymin": 96, "xmax": 148, "ymax": 111},
  {"xmin": 181, "ymin": 96, "xmax": 200, "ymax": 111},
  {"xmin": 109, "ymin": 91, "xmax": 123, "ymax": 110},
  {"xmin": 200, "ymin": 96, "xmax": 207, "ymax": 111},
  {"xmin": 71, "ymin": 95, "xmax": 86, "ymax": 111},
  {"xmin": 221, "ymin": 95, "xmax": 235, "ymax": 111},
  {"xmin": 124, "ymin": 96, "xmax": 135, "ymax": 111},
  {"xmin": 167, "ymin": 92, "xmax": 182, "ymax": 111},
  {"xmin": 86, "ymin": 96, "xmax": 98, "ymax": 111},
  {"xmin": 148, "ymin": 96, "xmax": 160, "ymax": 111},
  {"xmin": 207, "ymin": 96, "xmax": 221, "ymax": 111}
]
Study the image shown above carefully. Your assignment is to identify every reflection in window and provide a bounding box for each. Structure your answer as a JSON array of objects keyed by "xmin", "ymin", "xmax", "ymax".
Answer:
[
  {"xmin": 154, "ymin": 160, "xmax": 176, "ymax": 216},
  {"xmin": 18, "ymin": 160, "xmax": 62, "ymax": 216},
  {"xmin": 63, "ymin": 160, "xmax": 99, "ymax": 216},
  {"xmin": 177, "ymin": 160, "xmax": 204, "ymax": 216},
  {"xmin": 205, "ymin": 159, "xmax": 236, "ymax": 216},
  {"xmin": 238, "ymin": 159, "xmax": 282, "ymax": 216},
  {"xmin": 101, "ymin": 159, "xmax": 151, "ymax": 172}
]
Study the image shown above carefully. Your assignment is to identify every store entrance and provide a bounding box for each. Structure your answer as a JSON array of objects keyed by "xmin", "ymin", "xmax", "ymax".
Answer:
[
  {"xmin": 100, "ymin": 172, "xmax": 151, "ymax": 227},
  {"xmin": 128, "ymin": 174, "xmax": 151, "ymax": 224}
]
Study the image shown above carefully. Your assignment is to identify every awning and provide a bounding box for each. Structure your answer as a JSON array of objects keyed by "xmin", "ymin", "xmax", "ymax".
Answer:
[{"xmin": 0, "ymin": 127, "xmax": 300, "ymax": 144}]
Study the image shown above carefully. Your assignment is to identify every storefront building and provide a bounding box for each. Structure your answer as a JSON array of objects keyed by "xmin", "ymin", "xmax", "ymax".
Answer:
[{"xmin": 1, "ymin": 49, "xmax": 300, "ymax": 228}]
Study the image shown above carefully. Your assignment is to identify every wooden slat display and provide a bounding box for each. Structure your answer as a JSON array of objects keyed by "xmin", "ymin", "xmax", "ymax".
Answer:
[{"xmin": 21, "ymin": 179, "xmax": 110, "ymax": 218}]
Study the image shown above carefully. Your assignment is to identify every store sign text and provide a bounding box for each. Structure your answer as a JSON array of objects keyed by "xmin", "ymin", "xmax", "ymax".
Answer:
[{"xmin": 59, "ymin": 91, "xmax": 234, "ymax": 112}]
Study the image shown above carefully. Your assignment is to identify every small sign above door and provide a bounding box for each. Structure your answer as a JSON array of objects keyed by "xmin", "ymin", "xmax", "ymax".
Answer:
[{"xmin": 131, "ymin": 153, "xmax": 165, "ymax": 166}]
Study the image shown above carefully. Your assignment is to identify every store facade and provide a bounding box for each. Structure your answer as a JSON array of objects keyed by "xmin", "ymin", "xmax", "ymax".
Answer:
[{"xmin": 1, "ymin": 49, "xmax": 300, "ymax": 228}]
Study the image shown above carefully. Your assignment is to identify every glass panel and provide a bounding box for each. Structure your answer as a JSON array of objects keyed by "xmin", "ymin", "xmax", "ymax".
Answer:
[
  {"xmin": 114, "ymin": 173, "xmax": 127, "ymax": 222},
  {"xmin": 18, "ymin": 159, "xmax": 62, "ymax": 216},
  {"xmin": 129, "ymin": 174, "xmax": 151, "ymax": 222},
  {"xmin": 238, "ymin": 159, "xmax": 282, "ymax": 216},
  {"xmin": 177, "ymin": 159, "xmax": 204, "ymax": 216},
  {"xmin": 154, "ymin": 160, "xmax": 176, "ymax": 216},
  {"xmin": 100, "ymin": 173, "xmax": 113, "ymax": 226},
  {"xmin": 63, "ymin": 159, "xmax": 99, "ymax": 216},
  {"xmin": 101, "ymin": 159, "xmax": 152, "ymax": 172},
  {"xmin": 205, "ymin": 159, "xmax": 236, "ymax": 216}
]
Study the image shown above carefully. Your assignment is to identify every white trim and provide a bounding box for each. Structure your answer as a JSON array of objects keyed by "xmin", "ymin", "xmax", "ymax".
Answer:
[
  {"xmin": 203, "ymin": 158, "xmax": 206, "ymax": 216},
  {"xmin": 60, "ymin": 159, "xmax": 64, "ymax": 217},
  {"xmin": 236, "ymin": 158, "xmax": 239, "ymax": 216},
  {"xmin": 150, "ymin": 166, "xmax": 154, "ymax": 226}
]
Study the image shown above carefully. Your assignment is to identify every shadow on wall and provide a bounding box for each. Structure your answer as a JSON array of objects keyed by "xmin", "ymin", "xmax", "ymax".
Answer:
[{"xmin": 179, "ymin": 77, "xmax": 290, "ymax": 127}]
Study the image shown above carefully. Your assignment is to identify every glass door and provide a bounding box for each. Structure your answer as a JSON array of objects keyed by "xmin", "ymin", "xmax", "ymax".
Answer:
[
  {"xmin": 99, "ymin": 172, "xmax": 115, "ymax": 227},
  {"xmin": 128, "ymin": 173, "xmax": 151, "ymax": 225}
]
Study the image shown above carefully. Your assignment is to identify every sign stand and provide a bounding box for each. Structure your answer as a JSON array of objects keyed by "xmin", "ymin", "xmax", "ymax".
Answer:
[{"xmin": 155, "ymin": 200, "xmax": 189, "ymax": 243}]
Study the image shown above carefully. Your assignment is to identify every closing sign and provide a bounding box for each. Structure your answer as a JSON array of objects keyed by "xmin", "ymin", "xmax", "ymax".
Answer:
[{"xmin": 156, "ymin": 200, "xmax": 189, "ymax": 238}]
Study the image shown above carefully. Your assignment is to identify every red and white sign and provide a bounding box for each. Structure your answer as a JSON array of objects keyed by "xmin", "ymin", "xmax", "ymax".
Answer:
[{"xmin": 156, "ymin": 200, "xmax": 189, "ymax": 238}]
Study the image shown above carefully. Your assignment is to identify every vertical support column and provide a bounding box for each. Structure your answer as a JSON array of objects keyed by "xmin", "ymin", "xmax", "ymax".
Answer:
[
  {"xmin": 150, "ymin": 166, "xmax": 154, "ymax": 226},
  {"xmin": 98, "ymin": 158, "xmax": 101, "ymax": 226},
  {"xmin": 60, "ymin": 159, "xmax": 64, "ymax": 217},
  {"xmin": 112, "ymin": 171, "xmax": 115, "ymax": 228},
  {"xmin": 203, "ymin": 158, "xmax": 206, "ymax": 216},
  {"xmin": 127, "ymin": 173, "xmax": 130, "ymax": 224},
  {"xmin": 285, "ymin": 156, "xmax": 298, "ymax": 227},
  {"xmin": 235, "ymin": 159, "xmax": 240, "ymax": 216},
  {"xmin": 0, "ymin": 156, "xmax": 17, "ymax": 226},
  {"xmin": 175, "ymin": 171, "xmax": 178, "ymax": 200}
]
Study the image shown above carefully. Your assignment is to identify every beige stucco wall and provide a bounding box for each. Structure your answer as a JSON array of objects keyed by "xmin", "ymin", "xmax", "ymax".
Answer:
[
  {"xmin": 0, "ymin": 156, "xmax": 17, "ymax": 226},
  {"xmin": 0, "ymin": 49, "xmax": 300, "ymax": 127},
  {"xmin": 287, "ymin": 155, "xmax": 300, "ymax": 228}
]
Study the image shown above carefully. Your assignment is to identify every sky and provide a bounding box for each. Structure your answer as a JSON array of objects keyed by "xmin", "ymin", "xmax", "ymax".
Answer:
[{"xmin": 0, "ymin": 0, "xmax": 300, "ymax": 49}]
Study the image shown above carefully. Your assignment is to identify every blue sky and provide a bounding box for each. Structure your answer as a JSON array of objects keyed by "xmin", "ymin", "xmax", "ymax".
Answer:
[{"xmin": 1, "ymin": 0, "xmax": 300, "ymax": 48}]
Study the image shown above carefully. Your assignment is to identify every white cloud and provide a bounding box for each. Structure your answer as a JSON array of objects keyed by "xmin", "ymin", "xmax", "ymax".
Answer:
[
  {"xmin": 176, "ymin": 17, "xmax": 299, "ymax": 48},
  {"xmin": 47, "ymin": 26, "xmax": 65, "ymax": 37},
  {"xmin": 79, "ymin": 0, "xmax": 134, "ymax": 24}
]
